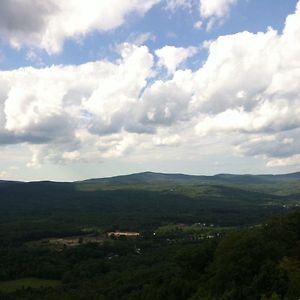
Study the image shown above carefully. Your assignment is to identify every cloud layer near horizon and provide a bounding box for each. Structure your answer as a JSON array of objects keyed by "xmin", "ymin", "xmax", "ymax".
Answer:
[{"xmin": 0, "ymin": 1, "xmax": 299, "ymax": 172}]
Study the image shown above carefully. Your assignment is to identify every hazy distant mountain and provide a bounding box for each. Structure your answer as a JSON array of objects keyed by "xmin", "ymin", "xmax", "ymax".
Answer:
[
  {"xmin": 0, "ymin": 171, "xmax": 299, "ymax": 187},
  {"xmin": 0, "ymin": 180, "xmax": 22, "ymax": 187},
  {"xmin": 81, "ymin": 171, "xmax": 300, "ymax": 185}
]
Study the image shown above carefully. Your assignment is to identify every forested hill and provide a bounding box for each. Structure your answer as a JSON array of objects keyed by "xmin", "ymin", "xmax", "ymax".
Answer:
[
  {"xmin": 0, "ymin": 172, "xmax": 299, "ymax": 299},
  {"xmin": 81, "ymin": 171, "xmax": 300, "ymax": 185},
  {"xmin": 77, "ymin": 171, "xmax": 300, "ymax": 197},
  {"xmin": 0, "ymin": 171, "xmax": 299, "ymax": 186},
  {"xmin": 1, "ymin": 206, "xmax": 299, "ymax": 299}
]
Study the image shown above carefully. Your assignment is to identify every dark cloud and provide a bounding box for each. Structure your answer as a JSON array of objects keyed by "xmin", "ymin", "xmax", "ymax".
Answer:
[{"xmin": 0, "ymin": 0, "xmax": 57, "ymax": 34}]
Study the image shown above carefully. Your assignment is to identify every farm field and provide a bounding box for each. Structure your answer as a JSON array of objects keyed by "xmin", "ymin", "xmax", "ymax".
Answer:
[{"xmin": 0, "ymin": 278, "xmax": 61, "ymax": 293}]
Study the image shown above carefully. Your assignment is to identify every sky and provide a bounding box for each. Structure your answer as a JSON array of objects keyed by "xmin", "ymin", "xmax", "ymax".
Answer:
[{"xmin": 0, "ymin": 0, "xmax": 299, "ymax": 181}]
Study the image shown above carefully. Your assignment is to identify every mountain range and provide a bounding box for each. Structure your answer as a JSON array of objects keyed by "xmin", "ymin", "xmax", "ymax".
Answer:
[{"xmin": 81, "ymin": 171, "xmax": 300, "ymax": 185}]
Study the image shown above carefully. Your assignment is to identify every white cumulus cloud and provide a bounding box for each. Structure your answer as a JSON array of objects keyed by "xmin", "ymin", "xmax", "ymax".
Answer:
[
  {"xmin": 0, "ymin": 0, "xmax": 160, "ymax": 53},
  {"xmin": 155, "ymin": 45, "xmax": 198, "ymax": 74},
  {"xmin": 1, "ymin": 1, "xmax": 300, "ymax": 170},
  {"xmin": 199, "ymin": 0, "xmax": 238, "ymax": 30}
]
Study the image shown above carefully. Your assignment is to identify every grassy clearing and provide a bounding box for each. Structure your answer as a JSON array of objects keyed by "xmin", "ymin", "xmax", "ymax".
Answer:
[{"xmin": 0, "ymin": 278, "xmax": 61, "ymax": 293}]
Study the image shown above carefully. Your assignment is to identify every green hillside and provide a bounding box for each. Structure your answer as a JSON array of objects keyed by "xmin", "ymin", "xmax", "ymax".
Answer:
[{"xmin": 0, "ymin": 172, "xmax": 299, "ymax": 299}]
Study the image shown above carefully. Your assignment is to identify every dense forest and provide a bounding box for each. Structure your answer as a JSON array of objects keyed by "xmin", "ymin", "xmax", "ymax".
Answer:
[{"xmin": 0, "ymin": 172, "xmax": 299, "ymax": 299}]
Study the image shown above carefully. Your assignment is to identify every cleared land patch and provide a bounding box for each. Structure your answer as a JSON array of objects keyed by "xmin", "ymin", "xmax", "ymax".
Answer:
[{"xmin": 0, "ymin": 278, "xmax": 61, "ymax": 293}]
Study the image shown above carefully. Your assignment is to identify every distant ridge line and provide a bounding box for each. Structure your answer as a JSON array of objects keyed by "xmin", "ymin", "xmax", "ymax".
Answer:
[
  {"xmin": 0, "ymin": 171, "xmax": 299, "ymax": 184},
  {"xmin": 80, "ymin": 171, "xmax": 300, "ymax": 185}
]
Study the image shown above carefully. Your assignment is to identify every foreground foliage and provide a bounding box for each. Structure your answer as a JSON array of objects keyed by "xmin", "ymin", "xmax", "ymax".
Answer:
[{"xmin": 0, "ymin": 210, "xmax": 299, "ymax": 299}]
